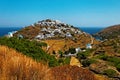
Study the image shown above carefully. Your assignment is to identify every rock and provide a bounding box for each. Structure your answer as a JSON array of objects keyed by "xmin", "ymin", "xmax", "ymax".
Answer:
[{"xmin": 70, "ymin": 56, "xmax": 82, "ymax": 67}]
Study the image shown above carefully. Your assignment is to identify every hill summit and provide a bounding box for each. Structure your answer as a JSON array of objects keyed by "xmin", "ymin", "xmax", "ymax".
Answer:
[
  {"xmin": 12, "ymin": 19, "xmax": 100, "ymax": 53},
  {"xmin": 14, "ymin": 19, "xmax": 82, "ymax": 40}
]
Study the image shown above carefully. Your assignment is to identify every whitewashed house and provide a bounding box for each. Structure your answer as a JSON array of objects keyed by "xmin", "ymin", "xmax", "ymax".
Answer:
[
  {"xmin": 41, "ymin": 28, "xmax": 47, "ymax": 31},
  {"xmin": 45, "ymin": 34, "xmax": 52, "ymax": 38},
  {"xmin": 35, "ymin": 33, "xmax": 45, "ymax": 39},
  {"xmin": 8, "ymin": 32, "xmax": 13, "ymax": 37},
  {"xmin": 7, "ymin": 31, "xmax": 17, "ymax": 38},
  {"xmin": 86, "ymin": 43, "xmax": 92, "ymax": 49},
  {"xmin": 75, "ymin": 47, "xmax": 81, "ymax": 53},
  {"xmin": 66, "ymin": 32, "xmax": 72, "ymax": 37}
]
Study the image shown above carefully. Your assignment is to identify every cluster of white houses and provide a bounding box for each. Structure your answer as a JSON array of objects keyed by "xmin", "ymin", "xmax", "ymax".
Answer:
[
  {"xmin": 6, "ymin": 19, "xmax": 93, "ymax": 56},
  {"xmin": 37, "ymin": 19, "xmax": 67, "ymax": 27},
  {"xmin": 35, "ymin": 19, "xmax": 82, "ymax": 39}
]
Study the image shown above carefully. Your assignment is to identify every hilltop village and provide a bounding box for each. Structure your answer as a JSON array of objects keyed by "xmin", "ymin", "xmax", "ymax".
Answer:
[
  {"xmin": 34, "ymin": 19, "xmax": 82, "ymax": 39},
  {"xmin": 6, "ymin": 19, "xmax": 95, "ymax": 56},
  {"xmin": 9, "ymin": 19, "xmax": 83, "ymax": 39}
]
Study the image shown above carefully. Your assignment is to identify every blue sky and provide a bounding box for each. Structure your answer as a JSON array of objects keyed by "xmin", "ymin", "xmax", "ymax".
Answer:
[{"xmin": 0, "ymin": 0, "xmax": 120, "ymax": 27}]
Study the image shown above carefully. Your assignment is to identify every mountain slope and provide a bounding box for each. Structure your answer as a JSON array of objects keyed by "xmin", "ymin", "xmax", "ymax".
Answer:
[
  {"xmin": 51, "ymin": 65, "xmax": 97, "ymax": 80},
  {"xmin": 94, "ymin": 24, "xmax": 120, "ymax": 39},
  {"xmin": 0, "ymin": 45, "xmax": 105, "ymax": 80},
  {"xmin": 12, "ymin": 19, "xmax": 99, "ymax": 54},
  {"xmin": 14, "ymin": 19, "xmax": 82, "ymax": 40},
  {"xmin": 0, "ymin": 45, "xmax": 52, "ymax": 80}
]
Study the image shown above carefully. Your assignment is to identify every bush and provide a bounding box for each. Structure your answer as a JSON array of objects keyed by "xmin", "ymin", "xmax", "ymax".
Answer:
[
  {"xmin": 58, "ymin": 50, "xmax": 64, "ymax": 58},
  {"xmin": 0, "ymin": 37, "xmax": 58, "ymax": 67},
  {"xmin": 77, "ymin": 49, "xmax": 93, "ymax": 60},
  {"xmin": 82, "ymin": 59, "xmax": 96, "ymax": 67},
  {"xmin": 98, "ymin": 53, "xmax": 108, "ymax": 60},
  {"xmin": 107, "ymin": 56, "xmax": 120, "ymax": 66},
  {"xmin": 103, "ymin": 69, "xmax": 117, "ymax": 77},
  {"xmin": 63, "ymin": 57, "xmax": 71, "ymax": 65},
  {"xmin": 48, "ymin": 55, "xmax": 59, "ymax": 67},
  {"xmin": 116, "ymin": 63, "xmax": 120, "ymax": 71},
  {"xmin": 68, "ymin": 47, "xmax": 76, "ymax": 54}
]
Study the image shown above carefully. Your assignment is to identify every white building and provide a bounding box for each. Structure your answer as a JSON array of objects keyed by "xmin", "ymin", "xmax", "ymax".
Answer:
[
  {"xmin": 7, "ymin": 31, "xmax": 17, "ymax": 38},
  {"xmin": 75, "ymin": 47, "xmax": 81, "ymax": 53},
  {"xmin": 86, "ymin": 43, "xmax": 92, "ymax": 49},
  {"xmin": 35, "ymin": 33, "xmax": 45, "ymax": 39},
  {"xmin": 66, "ymin": 32, "xmax": 72, "ymax": 37}
]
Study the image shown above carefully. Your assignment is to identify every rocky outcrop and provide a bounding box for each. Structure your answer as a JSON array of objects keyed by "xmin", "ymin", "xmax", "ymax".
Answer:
[{"xmin": 70, "ymin": 57, "xmax": 82, "ymax": 67}]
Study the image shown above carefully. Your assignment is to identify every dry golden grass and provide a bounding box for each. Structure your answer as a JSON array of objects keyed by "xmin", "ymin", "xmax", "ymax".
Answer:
[
  {"xmin": 0, "ymin": 45, "xmax": 52, "ymax": 80},
  {"xmin": 51, "ymin": 65, "xmax": 97, "ymax": 80},
  {"xmin": 94, "ymin": 74, "xmax": 109, "ymax": 80},
  {"xmin": 43, "ymin": 39, "xmax": 66, "ymax": 53},
  {"xmin": 43, "ymin": 34, "xmax": 100, "ymax": 54},
  {"xmin": 0, "ymin": 45, "xmax": 109, "ymax": 80}
]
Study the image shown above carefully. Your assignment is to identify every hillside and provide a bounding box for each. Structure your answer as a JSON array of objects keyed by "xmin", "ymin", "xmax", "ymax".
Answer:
[
  {"xmin": 12, "ymin": 19, "xmax": 99, "ymax": 54},
  {"xmin": 4, "ymin": 19, "xmax": 120, "ymax": 79},
  {"xmin": 0, "ymin": 45, "xmax": 52, "ymax": 80},
  {"xmin": 94, "ymin": 24, "xmax": 120, "ymax": 39},
  {"xmin": 0, "ymin": 45, "xmax": 103, "ymax": 80},
  {"xmin": 13, "ymin": 19, "xmax": 82, "ymax": 40},
  {"xmin": 51, "ymin": 65, "xmax": 97, "ymax": 80}
]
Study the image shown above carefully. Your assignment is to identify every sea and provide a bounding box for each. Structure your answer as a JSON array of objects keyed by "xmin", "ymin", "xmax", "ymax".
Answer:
[
  {"xmin": 0, "ymin": 27, "xmax": 104, "ymax": 37},
  {"xmin": 80, "ymin": 27, "xmax": 104, "ymax": 34},
  {"xmin": 0, "ymin": 27, "xmax": 22, "ymax": 37}
]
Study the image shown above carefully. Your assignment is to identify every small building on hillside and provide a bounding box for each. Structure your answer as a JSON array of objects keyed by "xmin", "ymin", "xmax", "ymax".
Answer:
[
  {"xmin": 35, "ymin": 33, "xmax": 45, "ymax": 39},
  {"xmin": 7, "ymin": 31, "xmax": 17, "ymax": 38},
  {"xmin": 66, "ymin": 32, "xmax": 72, "ymax": 37},
  {"xmin": 8, "ymin": 32, "xmax": 13, "ymax": 37},
  {"xmin": 75, "ymin": 47, "xmax": 81, "ymax": 53},
  {"xmin": 63, "ymin": 53, "xmax": 77, "ymax": 57},
  {"xmin": 86, "ymin": 43, "xmax": 92, "ymax": 49}
]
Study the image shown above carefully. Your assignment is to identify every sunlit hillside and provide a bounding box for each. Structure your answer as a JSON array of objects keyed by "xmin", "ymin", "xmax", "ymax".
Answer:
[
  {"xmin": 0, "ymin": 45, "xmax": 52, "ymax": 80},
  {"xmin": 0, "ymin": 45, "xmax": 108, "ymax": 80}
]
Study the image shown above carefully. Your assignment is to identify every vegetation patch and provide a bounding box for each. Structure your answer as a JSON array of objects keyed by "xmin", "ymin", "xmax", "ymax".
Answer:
[
  {"xmin": 103, "ymin": 69, "xmax": 117, "ymax": 78},
  {"xmin": 0, "ymin": 37, "xmax": 59, "ymax": 67}
]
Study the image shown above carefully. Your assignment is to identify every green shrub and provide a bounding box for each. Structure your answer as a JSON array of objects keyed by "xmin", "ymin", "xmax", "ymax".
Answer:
[
  {"xmin": 82, "ymin": 59, "xmax": 96, "ymax": 67},
  {"xmin": 0, "ymin": 37, "xmax": 59, "ymax": 67},
  {"xmin": 98, "ymin": 53, "xmax": 108, "ymax": 60},
  {"xmin": 64, "ymin": 57, "xmax": 71, "ymax": 65},
  {"xmin": 58, "ymin": 50, "xmax": 64, "ymax": 58},
  {"xmin": 48, "ymin": 55, "xmax": 59, "ymax": 67},
  {"xmin": 107, "ymin": 56, "xmax": 120, "ymax": 66},
  {"xmin": 77, "ymin": 49, "xmax": 92, "ymax": 60},
  {"xmin": 103, "ymin": 69, "xmax": 117, "ymax": 77},
  {"xmin": 69, "ymin": 47, "xmax": 76, "ymax": 54},
  {"xmin": 116, "ymin": 63, "xmax": 120, "ymax": 71}
]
